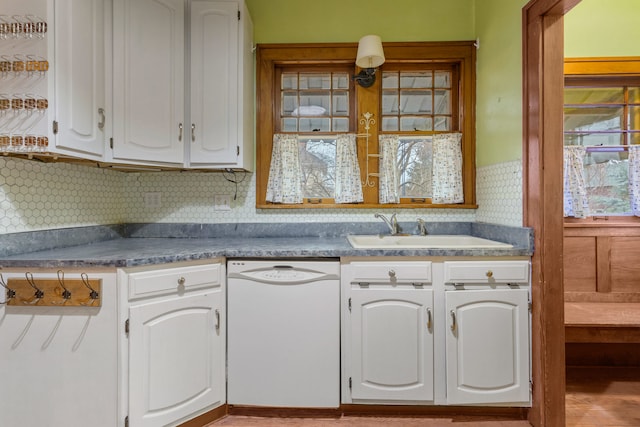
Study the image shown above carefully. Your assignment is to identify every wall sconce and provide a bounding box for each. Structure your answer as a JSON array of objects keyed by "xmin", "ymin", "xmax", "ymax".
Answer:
[{"xmin": 353, "ymin": 35, "xmax": 385, "ymax": 88}]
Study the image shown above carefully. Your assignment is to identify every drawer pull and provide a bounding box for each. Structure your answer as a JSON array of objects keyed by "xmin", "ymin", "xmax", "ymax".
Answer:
[
  {"xmin": 177, "ymin": 277, "xmax": 186, "ymax": 286},
  {"xmin": 450, "ymin": 310, "xmax": 457, "ymax": 332},
  {"xmin": 426, "ymin": 307, "xmax": 432, "ymax": 330},
  {"xmin": 388, "ymin": 269, "xmax": 396, "ymax": 278},
  {"xmin": 486, "ymin": 270, "xmax": 494, "ymax": 278},
  {"xmin": 215, "ymin": 309, "xmax": 220, "ymax": 331}
]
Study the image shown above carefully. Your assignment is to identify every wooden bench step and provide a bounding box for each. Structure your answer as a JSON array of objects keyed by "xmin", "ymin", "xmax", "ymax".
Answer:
[{"xmin": 565, "ymin": 302, "xmax": 640, "ymax": 343}]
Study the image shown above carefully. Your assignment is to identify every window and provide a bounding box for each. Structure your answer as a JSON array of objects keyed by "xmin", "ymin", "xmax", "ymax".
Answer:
[
  {"xmin": 564, "ymin": 57, "xmax": 640, "ymax": 220},
  {"xmin": 256, "ymin": 42, "xmax": 476, "ymax": 208}
]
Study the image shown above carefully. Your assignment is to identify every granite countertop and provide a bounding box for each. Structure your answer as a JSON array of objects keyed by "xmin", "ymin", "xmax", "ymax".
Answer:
[{"xmin": 0, "ymin": 222, "xmax": 534, "ymax": 268}]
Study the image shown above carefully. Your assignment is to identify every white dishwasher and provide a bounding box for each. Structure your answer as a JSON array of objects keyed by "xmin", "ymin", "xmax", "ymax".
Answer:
[{"xmin": 227, "ymin": 259, "xmax": 341, "ymax": 408}]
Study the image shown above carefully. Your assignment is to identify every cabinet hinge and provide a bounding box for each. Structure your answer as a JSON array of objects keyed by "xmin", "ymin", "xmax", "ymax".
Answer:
[
  {"xmin": 348, "ymin": 297, "xmax": 351, "ymax": 312},
  {"xmin": 53, "ymin": 121, "xmax": 58, "ymax": 135},
  {"xmin": 349, "ymin": 377, "xmax": 352, "ymax": 390},
  {"xmin": 238, "ymin": 10, "xmax": 241, "ymax": 20},
  {"xmin": 110, "ymin": 137, "xmax": 114, "ymax": 149},
  {"xmin": 125, "ymin": 319, "xmax": 130, "ymax": 336},
  {"xmin": 124, "ymin": 415, "xmax": 129, "ymax": 427}
]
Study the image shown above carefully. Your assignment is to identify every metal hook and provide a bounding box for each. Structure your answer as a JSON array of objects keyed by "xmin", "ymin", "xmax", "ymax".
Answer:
[
  {"xmin": 23, "ymin": 272, "xmax": 44, "ymax": 305},
  {"xmin": 80, "ymin": 272, "xmax": 99, "ymax": 306},
  {"xmin": 52, "ymin": 269, "xmax": 72, "ymax": 305},
  {"xmin": 0, "ymin": 272, "xmax": 16, "ymax": 304}
]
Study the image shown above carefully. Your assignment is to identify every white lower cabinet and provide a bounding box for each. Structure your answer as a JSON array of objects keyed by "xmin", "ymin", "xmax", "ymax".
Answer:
[
  {"xmin": 118, "ymin": 259, "xmax": 225, "ymax": 427},
  {"xmin": 342, "ymin": 258, "xmax": 531, "ymax": 407}
]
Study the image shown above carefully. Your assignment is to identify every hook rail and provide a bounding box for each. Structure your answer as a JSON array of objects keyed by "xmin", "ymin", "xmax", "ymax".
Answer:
[{"xmin": 4, "ymin": 272, "xmax": 101, "ymax": 307}]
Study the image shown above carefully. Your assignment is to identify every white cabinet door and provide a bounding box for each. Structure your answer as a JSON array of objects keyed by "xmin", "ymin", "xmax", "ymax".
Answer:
[
  {"xmin": 53, "ymin": 0, "xmax": 106, "ymax": 158},
  {"xmin": 350, "ymin": 287, "xmax": 434, "ymax": 401},
  {"xmin": 190, "ymin": 0, "xmax": 238, "ymax": 165},
  {"xmin": 445, "ymin": 289, "xmax": 530, "ymax": 404},
  {"xmin": 112, "ymin": 0, "xmax": 185, "ymax": 164},
  {"xmin": 128, "ymin": 289, "xmax": 224, "ymax": 427}
]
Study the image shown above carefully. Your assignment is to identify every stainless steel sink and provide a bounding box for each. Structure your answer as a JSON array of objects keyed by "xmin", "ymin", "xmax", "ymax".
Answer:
[{"xmin": 347, "ymin": 234, "xmax": 513, "ymax": 249}]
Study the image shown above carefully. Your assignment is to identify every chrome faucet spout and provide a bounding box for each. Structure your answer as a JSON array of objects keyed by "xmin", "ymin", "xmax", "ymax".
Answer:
[{"xmin": 375, "ymin": 213, "xmax": 399, "ymax": 235}]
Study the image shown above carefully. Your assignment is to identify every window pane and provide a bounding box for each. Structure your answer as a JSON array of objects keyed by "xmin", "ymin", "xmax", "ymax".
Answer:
[
  {"xmin": 299, "ymin": 73, "xmax": 331, "ymax": 90},
  {"xmin": 630, "ymin": 132, "xmax": 640, "ymax": 145},
  {"xmin": 434, "ymin": 117, "xmax": 450, "ymax": 131},
  {"xmin": 299, "ymin": 138, "xmax": 336, "ymax": 198},
  {"xmin": 281, "ymin": 73, "xmax": 298, "ymax": 90},
  {"xmin": 564, "ymin": 106, "xmax": 623, "ymax": 132},
  {"xmin": 382, "ymin": 72, "xmax": 398, "ymax": 89},
  {"xmin": 434, "ymin": 71, "xmax": 451, "ymax": 88},
  {"xmin": 382, "ymin": 91, "xmax": 399, "ymax": 114},
  {"xmin": 397, "ymin": 138, "xmax": 433, "ymax": 198},
  {"xmin": 281, "ymin": 118, "xmax": 297, "ymax": 132},
  {"xmin": 299, "ymin": 118, "xmax": 331, "ymax": 132},
  {"xmin": 332, "ymin": 92, "xmax": 349, "ymax": 116},
  {"xmin": 400, "ymin": 117, "xmax": 432, "ymax": 131},
  {"xmin": 281, "ymin": 92, "xmax": 298, "ymax": 116},
  {"xmin": 564, "ymin": 87, "xmax": 624, "ymax": 104},
  {"xmin": 382, "ymin": 117, "xmax": 398, "ymax": 131},
  {"xmin": 584, "ymin": 153, "xmax": 631, "ymax": 215},
  {"xmin": 434, "ymin": 90, "xmax": 451, "ymax": 114},
  {"xmin": 563, "ymin": 132, "xmax": 624, "ymax": 147},
  {"xmin": 400, "ymin": 72, "xmax": 432, "ymax": 89},
  {"xmin": 629, "ymin": 106, "xmax": 640, "ymax": 130},
  {"xmin": 298, "ymin": 92, "xmax": 330, "ymax": 114},
  {"xmin": 332, "ymin": 118, "xmax": 349, "ymax": 132},
  {"xmin": 332, "ymin": 73, "xmax": 350, "ymax": 89},
  {"xmin": 400, "ymin": 90, "xmax": 432, "ymax": 114},
  {"xmin": 629, "ymin": 87, "xmax": 640, "ymax": 104}
]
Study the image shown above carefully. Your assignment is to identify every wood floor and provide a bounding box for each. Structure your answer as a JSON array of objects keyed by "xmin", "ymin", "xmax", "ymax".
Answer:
[{"xmin": 209, "ymin": 367, "xmax": 640, "ymax": 427}]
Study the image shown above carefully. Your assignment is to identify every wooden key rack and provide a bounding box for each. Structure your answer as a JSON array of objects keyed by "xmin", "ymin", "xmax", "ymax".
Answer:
[{"xmin": 4, "ymin": 272, "xmax": 101, "ymax": 307}]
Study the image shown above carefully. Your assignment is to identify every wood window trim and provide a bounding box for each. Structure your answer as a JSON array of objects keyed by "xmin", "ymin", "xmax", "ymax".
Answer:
[
  {"xmin": 564, "ymin": 56, "xmax": 640, "ymax": 228},
  {"xmin": 255, "ymin": 41, "xmax": 477, "ymax": 209}
]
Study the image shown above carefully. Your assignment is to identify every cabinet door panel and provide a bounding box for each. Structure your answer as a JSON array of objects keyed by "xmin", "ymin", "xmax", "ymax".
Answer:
[
  {"xmin": 190, "ymin": 0, "xmax": 239, "ymax": 165},
  {"xmin": 129, "ymin": 290, "xmax": 223, "ymax": 427},
  {"xmin": 446, "ymin": 289, "xmax": 530, "ymax": 404},
  {"xmin": 54, "ymin": 0, "xmax": 105, "ymax": 157},
  {"xmin": 113, "ymin": 0, "xmax": 184, "ymax": 164},
  {"xmin": 351, "ymin": 288, "xmax": 433, "ymax": 401}
]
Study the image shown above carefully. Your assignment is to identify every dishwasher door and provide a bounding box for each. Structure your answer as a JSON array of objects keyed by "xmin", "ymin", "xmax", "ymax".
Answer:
[{"xmin": 227, "ymin": 260, "xmax": 340, "ymax": 408}]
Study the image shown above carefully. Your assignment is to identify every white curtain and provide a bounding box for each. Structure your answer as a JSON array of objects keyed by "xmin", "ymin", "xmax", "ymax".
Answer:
[
  {"xmin": 432, "ymin": 132, "xmax": 463, "ymax": 204},
  {"xmin": 563, "ymin": 145, "xmax": 589, "ymax": 218},
  {"xmin": 334, "ymin": 134, "xmax": 364, "ymax": 203},
  {"xmin": 628, "ymin": 145, "xmax": 640, "ymax": 216},
  {"xmin": 266, "ymin": 133, "xmax": 303, "ymax": 204},
  {"xmin": 378, "ymin": 134, "xmax": 400, "ymax": 204}
]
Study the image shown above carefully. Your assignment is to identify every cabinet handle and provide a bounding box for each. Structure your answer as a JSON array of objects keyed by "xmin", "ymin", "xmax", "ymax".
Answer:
[
  {"xmin": 426, "ymin": 307, "xmax": 432, "ymax": 330},
  {"xmin": 191, "ymin": 123, "xmax": 196, "ymax": 142},
  {"xmin": 388, "ymin": 269, "xmax": 396, "ymax": 278},
  {"xmin": 178, "ymin": 123, "xmax": 183, "ymax": 141},
  {"xmin": 177, "ymin": 276, "xmax": 185, "ymax": 286},
  {"xmin": 215, "ymin": 309, "xmax": 220, "ymax": 331},
  {"xmin": 98, "ymin": 108, "xmax": 105, "ymax": 130},
  {"xmin": 450, "ymin": 310, "xmax": 457, "ymax": 332},
  {"xmin": 486, "ymin": 270, "xmax": 493, "ymax": 278}
]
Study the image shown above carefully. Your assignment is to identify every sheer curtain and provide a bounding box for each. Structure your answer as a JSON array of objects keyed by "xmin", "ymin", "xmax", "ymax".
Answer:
[
  {"xmin": 378, "ymin": 134, "xmax": 400, "ymax": 204},
  {"xmin": 563, "ymin": 145, "xmax": 589, "ymax": 218},
  {"xmin": 432, "ymin": 132, "xmax": 463, "ymax": 204},
  {"xmin": 629, "ymin": 145, "xmax": 640, "ymax": 216},
  {"xmin": 265, "ymin": 133, "xmax": 303, "ymax": 204},
  {"xmin": 334, "ymin": 134, "xmax": 363, "ymax": 203}
]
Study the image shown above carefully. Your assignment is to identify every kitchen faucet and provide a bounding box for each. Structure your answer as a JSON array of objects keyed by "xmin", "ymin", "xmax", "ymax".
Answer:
[
  {"xmin": 375, "ymin": 213, "xmax": 400, "ymax": 235},
  {"xmin": 417, "ymin": 218, "xmax": 428, "ymax": 236}
]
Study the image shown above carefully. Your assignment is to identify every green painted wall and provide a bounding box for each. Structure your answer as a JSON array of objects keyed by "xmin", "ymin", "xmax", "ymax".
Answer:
[
  {"xmin": 565, "ymin": 0, "xmax": 640, "ymax": 57},
  {"xmin": 245, "ymin": 0, "xmax": 476, "ymax": 43},
  {"xmin": 475, "ymin": 0, "xmax": 529, "ymax": 167}
]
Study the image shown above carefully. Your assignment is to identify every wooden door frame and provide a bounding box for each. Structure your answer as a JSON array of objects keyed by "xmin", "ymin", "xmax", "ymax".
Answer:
[{"xmin": 522, "ymin": 0, "xmax": 581, "ymax": 425}]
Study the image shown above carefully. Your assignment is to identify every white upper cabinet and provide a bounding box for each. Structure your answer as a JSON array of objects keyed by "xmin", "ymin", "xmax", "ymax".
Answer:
[
  {"xmin": 112, "ymin": 0, "xmax": 185, "ymax": 165},
  {"xmin": 111, "ymin": 0, "xmax": 253, "ymax": 169},
  {"xmin": 53, "ymin": 0, "xmax": 108, "ymax": 159}
]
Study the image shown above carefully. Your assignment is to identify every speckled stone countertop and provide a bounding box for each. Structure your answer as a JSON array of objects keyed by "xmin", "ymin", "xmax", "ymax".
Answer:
[{"xmin": 0, "ymin": 222, "xmax": 534, "ymax": 268}]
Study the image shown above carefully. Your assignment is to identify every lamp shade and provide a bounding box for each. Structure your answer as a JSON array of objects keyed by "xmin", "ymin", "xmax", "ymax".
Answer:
[{"xmin": 355, "ymin": 35, "xmax": 385, "ymax": 69}]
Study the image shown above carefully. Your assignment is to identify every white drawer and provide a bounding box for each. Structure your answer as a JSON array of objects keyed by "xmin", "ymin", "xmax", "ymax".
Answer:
[
  {"xmin": 346, "ymin": 261, "xmax": 432, "ymax": 283},
  {"xmin": 127, "ymin": 263, "xmax": 222, "ymax": 300},
  {"xmin": 444, "ymin": 261, "xmax": 529, "ymax": 284}
]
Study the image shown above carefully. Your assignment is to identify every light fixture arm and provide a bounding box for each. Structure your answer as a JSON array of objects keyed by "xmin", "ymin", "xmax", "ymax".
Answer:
[{"xmin": 353, "ymin": 68, "xmax": 377, "ymax": 88}]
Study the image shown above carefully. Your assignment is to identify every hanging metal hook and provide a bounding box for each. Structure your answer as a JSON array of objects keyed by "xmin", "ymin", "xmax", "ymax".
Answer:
[
  {"xmin": 0, "ymin": 272, "xmax": 16, "ymax": 305},
  {"xmin": 51, "ymin": 269, "xmax": 72, "ymax": 305},
  {"xmin": 80, "ymin": 272, "xmax": 99, "ymax": 306},
  {"xmin": 23, "ymin": 272, "xmax": 44, "ymax": 305}
]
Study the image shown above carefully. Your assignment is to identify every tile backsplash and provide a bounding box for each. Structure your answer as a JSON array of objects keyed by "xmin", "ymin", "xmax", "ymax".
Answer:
[{"xmin": 0, "ymin": 157, "xmax": 522, "ymax": 235}]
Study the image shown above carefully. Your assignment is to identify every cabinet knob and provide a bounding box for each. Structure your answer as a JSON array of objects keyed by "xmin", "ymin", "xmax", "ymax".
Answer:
[
  {"xmin": 388, "ymin": 269, "xmax": 396, "ymax": 278},
  {"xmin": 486, "ymin": 270, "xmax": 493, "ymax": 278},
  {"xmin": 177, "ymin": 277, "xmax": 186, "ymax": 286}
]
